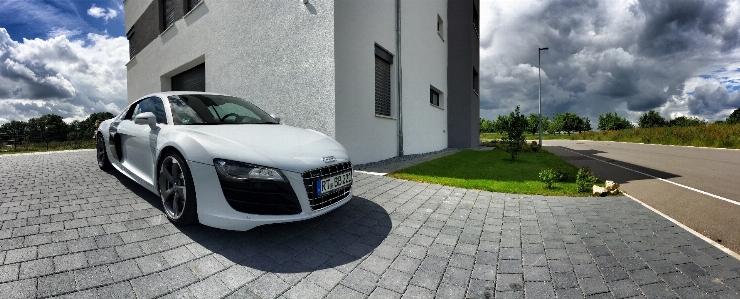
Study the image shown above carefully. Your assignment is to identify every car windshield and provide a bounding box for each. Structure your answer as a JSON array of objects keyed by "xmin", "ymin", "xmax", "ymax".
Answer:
[{"xmin": 167, "ymin": 94, "xmax": 278, "ymax": 125}]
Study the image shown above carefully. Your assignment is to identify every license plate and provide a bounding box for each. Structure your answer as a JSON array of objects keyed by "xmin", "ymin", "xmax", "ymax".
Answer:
[{"xmin": 316, "ymin": 171, "xmax": 352, "ymax": 195}]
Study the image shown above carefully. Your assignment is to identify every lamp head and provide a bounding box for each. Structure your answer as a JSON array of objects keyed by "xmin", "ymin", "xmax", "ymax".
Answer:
[{"xmin": 539, "ymin": 47, "xmax": 549, "ymax": 51}]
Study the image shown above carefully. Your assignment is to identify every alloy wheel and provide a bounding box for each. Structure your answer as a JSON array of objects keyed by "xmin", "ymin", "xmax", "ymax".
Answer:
[{"xmin": 160, "ymin": 156, "xmax": 187, "ymax": 219}]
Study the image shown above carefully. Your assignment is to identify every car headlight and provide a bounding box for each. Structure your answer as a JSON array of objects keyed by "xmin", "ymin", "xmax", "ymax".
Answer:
[{"xmin": 213, "ymin": 159, "xmax": 287, "ymax": 182}]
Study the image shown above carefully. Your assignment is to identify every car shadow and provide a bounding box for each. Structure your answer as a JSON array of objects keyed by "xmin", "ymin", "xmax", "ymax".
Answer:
[
  {"xmin": 105, "ymin": 167, "xmax": 392, "ymax": 273},
  {"xmin": 545, "ymin": 145, "xmax": 680, "ymax": 184},
  {"xmin": 177, "ymin": 196, "xmax": 392, "ymax": 273}
]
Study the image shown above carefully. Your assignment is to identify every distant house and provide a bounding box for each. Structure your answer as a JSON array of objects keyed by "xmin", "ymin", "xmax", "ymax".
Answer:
[{"xmin": 124, "ymin": 0, "xmax": 480, "ymax": 164}]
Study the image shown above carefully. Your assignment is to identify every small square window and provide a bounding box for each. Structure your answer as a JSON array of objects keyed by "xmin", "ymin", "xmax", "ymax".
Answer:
[
  {"xmin": 430, "ymin": 86, "xmax": 443, "ymax": 108},
  {"xmin": 437, "ymin": 14, "xmax": 444, "ymax": 40}
]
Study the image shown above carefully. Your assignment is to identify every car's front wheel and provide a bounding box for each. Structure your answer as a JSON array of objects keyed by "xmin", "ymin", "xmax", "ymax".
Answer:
[
  {"xmin": 96, "ymin": 133, "xmax": 112, "ymax": 170},
  {"xmin": 158, "ymin": 152, "xmax": 198, "ymax": 225}
]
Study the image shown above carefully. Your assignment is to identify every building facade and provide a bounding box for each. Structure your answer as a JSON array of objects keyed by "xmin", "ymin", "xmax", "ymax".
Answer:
[{"xmin": 125, "ymin": 0, "xmax": 479, "ymax": 164}]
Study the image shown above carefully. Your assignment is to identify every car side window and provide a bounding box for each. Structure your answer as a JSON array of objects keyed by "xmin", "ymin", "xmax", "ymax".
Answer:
[{"xmin": 127, "ymin": 97, "xmax": 168, "ymax": 124}]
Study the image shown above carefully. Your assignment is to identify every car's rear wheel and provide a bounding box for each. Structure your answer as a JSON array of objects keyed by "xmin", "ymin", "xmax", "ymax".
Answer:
[
  {"xmin": 96, "ymin": 133, "xmax": 112, "ymax": 170},
  {"xmin": 158, "ymin": 152, "xmax": 198, "ymax": 225}
]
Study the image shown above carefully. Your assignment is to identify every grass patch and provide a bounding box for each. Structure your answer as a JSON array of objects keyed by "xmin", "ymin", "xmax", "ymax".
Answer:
[
  {"xmin": 389, "ymin": 149, "xmax": 593, "ymax": 196},
  {"xmin": 0, "ymin": 140, "xmax": 95, "ymax": 155},
  {"xmin": 569, "ymin": 123, "xmax": 740, "ymax": 149},
  {"xmin": 480, "ymin": 132, "xmax": 573, "ymax": 142}
]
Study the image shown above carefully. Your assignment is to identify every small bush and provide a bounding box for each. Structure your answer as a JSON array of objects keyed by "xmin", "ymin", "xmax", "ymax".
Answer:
[
  {"xmin": 539, "ymin": 168, "xmax": 557, "ymax": 189},
  {"xmin": 576, "ymin": 167, "xmax": 598, "ymax": 192},
  {"xmin": 500, "ymin": 105, "xmax": 527, "ymax": 161}
]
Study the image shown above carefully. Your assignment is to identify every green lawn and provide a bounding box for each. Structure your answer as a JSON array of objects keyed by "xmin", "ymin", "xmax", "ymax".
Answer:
[{"xmin": 389, "ymin": 149, "xmax": 592, "ymax": 196}]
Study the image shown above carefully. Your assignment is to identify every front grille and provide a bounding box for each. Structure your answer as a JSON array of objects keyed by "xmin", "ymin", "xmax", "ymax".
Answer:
[
  {"xmin": 302, "ymin": 162, "xmax": 352, "ymax": 210},
  {"xmin": 218, "ymin": 179, "xmax": 301, "ymax": 215}
]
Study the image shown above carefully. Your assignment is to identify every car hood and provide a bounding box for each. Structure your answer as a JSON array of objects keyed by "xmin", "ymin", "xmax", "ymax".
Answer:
[{"xmin": 175, "ymin": 124, "xmax": 350, "ymax": 172}]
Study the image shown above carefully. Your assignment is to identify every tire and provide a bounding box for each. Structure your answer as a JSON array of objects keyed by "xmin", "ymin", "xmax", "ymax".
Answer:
[
  {"xmin": 96, "ymin": 133, "xmax": 112, "ymax": 170},
  {"xmin": 158, "ymin": 151, "xmax": 198, "ymax": 225}
]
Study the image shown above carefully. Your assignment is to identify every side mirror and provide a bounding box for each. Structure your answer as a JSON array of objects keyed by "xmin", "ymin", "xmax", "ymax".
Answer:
[
  {"xmin": 271, "ymin": 114, "xmax": 281, "ymax": 124},
  {"xmin": 134, "ymin": 112, "xmax": 158, "ymax": 129}
]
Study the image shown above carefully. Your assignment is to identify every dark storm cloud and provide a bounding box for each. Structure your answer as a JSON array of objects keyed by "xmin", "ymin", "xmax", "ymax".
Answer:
[
  {"xmin": 481, "ymin": 0, "xmax": 740, "ymax": 123},
  {"xmin": 636, "ymin": 0, "xmax": 732, "ymax": 57}
]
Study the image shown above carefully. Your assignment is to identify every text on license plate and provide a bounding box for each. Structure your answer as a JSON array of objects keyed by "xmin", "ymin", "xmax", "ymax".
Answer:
[{"xmin": 316, "ymin": 171, "xmax": 352, "ymax": 195}]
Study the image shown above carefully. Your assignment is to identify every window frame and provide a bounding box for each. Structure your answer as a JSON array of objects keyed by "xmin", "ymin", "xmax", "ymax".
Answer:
[
  {"xmin": 437, "ymin": 14, "xmax": 445, "ymax": 41},
  {"xmin": 429, "ymin": 86, "xmax": 444, "ymax": 109},
  {"xmin": 374, "ymin": 44, "xmax": 394, "ymax": 118}
]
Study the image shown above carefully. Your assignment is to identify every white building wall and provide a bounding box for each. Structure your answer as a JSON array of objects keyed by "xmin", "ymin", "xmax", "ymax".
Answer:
[
  {"xmin": 334, "ymin": 0, "xmax": 399, "ymax": 164},
  {"xmin": 399, "ymin": 0, "xmax": 448, "ymax": 155},
  {"xmin": 125, "ymin": 0, "xmax": 337, "ymax": 137}
]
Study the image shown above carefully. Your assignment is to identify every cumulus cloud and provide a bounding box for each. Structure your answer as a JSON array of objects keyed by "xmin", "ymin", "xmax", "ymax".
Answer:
[
  {"xmin": 0, "ymin": 28, "xmax": 127, "ymax": 124},
  {"xmin": 87, "ymin": 5, "xmax": 118, "ymax": 22},
  {"xmin": 481, "ymin": 0, "xmax": 740, "ymax": 123}
]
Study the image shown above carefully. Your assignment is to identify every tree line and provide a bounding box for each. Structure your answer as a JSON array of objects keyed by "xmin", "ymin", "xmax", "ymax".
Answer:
[
  {"xmin": 481, "ymin": 112, "xmax": 591, "ymax": 135},
  {"xmin": 0, "ymin": 112, "xmax": 115, "ymax": 144},
  {"xmin": 482, "ymin": 108, "xmax": 740, "ymax": 134}
]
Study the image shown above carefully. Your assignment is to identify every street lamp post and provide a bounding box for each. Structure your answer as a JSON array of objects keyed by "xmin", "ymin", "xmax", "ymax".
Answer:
[{"xmin": 538, "ymin": 47, "xmax": 548, "ymax": 147}]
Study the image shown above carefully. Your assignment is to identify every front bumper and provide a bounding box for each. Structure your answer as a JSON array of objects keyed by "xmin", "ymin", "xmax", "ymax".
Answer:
[{"xmin": 188, "ymin": 160, "xmax": 353, "ymax": 231}]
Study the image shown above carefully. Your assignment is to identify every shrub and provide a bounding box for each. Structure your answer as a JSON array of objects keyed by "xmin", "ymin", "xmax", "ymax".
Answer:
[
  {"xmin": 727, "ymin": 108, "xmax": 740, "ymax": 125},
  {"xmin": 576, "ymin": 167, "xmax": 598, "ymax": 192},
  {"xmin": 539, "ymin": 168, "xmax": 557, "ymax": 189},
  {"xmin": 500, "ymin": 105, "xmax": 527, "ymax": 161},
  {"xmin": 638, "ymin": 110, "xmax": 666, "ymax": 128},
  {"xmin": 598, "ymin": 112, "xmax": 633, "ymax": 131}
]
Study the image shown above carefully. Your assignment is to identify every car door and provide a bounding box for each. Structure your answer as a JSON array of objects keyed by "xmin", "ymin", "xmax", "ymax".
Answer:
[{"xmin": 117, "ymin": 97, "xmax": 168, "ymax": 184}]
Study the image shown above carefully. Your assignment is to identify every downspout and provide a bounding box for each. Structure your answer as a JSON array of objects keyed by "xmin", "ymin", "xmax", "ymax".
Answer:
[{"xmin": 396, "ymin": 0, "xmax": 404, "ymax": 157}]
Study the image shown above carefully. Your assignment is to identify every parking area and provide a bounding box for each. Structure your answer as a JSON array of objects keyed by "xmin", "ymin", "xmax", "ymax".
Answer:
[{"xmin": 1, "ymin": 150, "xmax": 740, "ymax": 298}]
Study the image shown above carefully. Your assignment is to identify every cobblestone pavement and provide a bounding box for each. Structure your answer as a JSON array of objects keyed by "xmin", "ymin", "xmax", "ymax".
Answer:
[{"xmin": 1, "ymin": 150, "xmax": 740, "ymax": 298}]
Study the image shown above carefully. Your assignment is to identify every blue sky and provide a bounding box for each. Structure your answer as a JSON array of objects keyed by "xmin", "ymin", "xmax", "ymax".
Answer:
[
  {"xmin": 0, "ymin": 0, "xmax": 739, "ymax": 126},
  {"xmin": 1, "ymin": 0, "xmax": 125, "ymax": 40}
]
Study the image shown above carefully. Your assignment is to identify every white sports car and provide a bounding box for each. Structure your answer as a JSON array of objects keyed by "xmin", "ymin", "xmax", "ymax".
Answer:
[{"xmin": 95, "ymin": 92, "xmax": 353, "ymax": 231}]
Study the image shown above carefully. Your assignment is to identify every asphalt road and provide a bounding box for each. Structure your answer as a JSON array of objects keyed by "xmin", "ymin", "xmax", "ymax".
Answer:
[{"xmin": 544, "ymin": 140, "xmax": 740, "ymax": 255}]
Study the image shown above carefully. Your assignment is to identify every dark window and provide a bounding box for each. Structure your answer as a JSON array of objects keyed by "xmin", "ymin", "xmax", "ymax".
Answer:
[
  {"xmin": 473, "ymin": 4, "xmax": 479, "ymax": 39},
  {"xmin": 430, "ymin": 89, "xmax": 440, "ymax": 107},
  {"xmin": 162, "ymin": 0, "xmax": 176, "ymax": 30},
  {"xmin": 437, "ymin": 14, "xmax": 444, "ymax": 38},
  {"xmin": 126, "ymin": 28, "xmax": 136, "ymax": 59},
  {"xmin": 128, "ymin": 97, "xmax": 168, "ymax": 124},
  {"xmin": 172, "ymin": 63, "xmax": 205, "ymax": 92},
  {"xmin": 473, "ymin": 68, "xmax": 479, "ymax": 94},
  {"xmin": 374, "ymin": 45, "xmax": 393, "ymax": 117},
  {"xmin": 188, "ymin": 0, "xmax": 202, "ymax": 12}
]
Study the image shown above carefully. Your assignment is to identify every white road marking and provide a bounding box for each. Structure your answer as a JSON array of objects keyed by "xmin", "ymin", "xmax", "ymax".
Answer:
[
  {"xmin": 623, "ymin": 192, "xmax": 740, "ymax": 261},
  {"xmin": 558, "ymin": 146, "xmax": 740, "ymax": 207}
]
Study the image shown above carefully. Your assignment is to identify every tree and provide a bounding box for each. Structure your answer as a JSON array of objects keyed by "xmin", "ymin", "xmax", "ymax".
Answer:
[
  {"xmin": 480, "ymin": 118, "xmax": 496, "ymax": 133},
  {"xmin": 638, "ymin": 110, "xmax": 666, "ymax": 128},
  {"xmin": 578, "ymin": 117, "xmax": 592, "ymax": 133},
  {"xmin": 598, "ymin": 112, "xmax": 633, "ymax": 131},
  {"xmin": 526, "ymin": 114, "xmax": 550, "ymax": 135},
  {"xmin": 667, "ymin": 116, "xmax": 706, "ymax": 127},
  {"xmin": 0, "ymin": 120, "xmax": 27, "ymax": 136},
  {"xmin": 548, "ymin": 113, "xmax": 563, "ymax": 134},
  {"xmin": 726, "ymin": 108, "xmax": 740, "ymax": 125},
  {"xmin": 26, "ymin": 114, "xmax": 69, "ymax": 143},
  {"xmin": 500, "ymin": 105, "xmax": 527, "ymax": 161},
  {"xmin": 550, "ymin": 112, "xmax": 583, "ymax": 135}
]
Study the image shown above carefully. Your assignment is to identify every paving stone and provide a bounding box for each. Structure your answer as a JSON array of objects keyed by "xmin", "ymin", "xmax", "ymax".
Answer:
[
  {"xmin": 189, "ymin": 276, "xmax": 231, "ymax": 299},
  {"xmin": 38, "ymin": 271, "xmax": 76, "ymax": 297},
  {"xmin": 640, "ymin": 282, "xmax": 679, "ymax": 299},
  {"xmin": 283, "ymin": 279, "xmax": 329, "ymax": 299},
  {"xmin": 0, "ymin": 278, "xmax": 37, "ymax": 299},
  {"xmin": 107, "ymin": 259, "xmax": 143, "ymax": 282},
  {"xmin": 96, "ymin": 281, "xmax": 136, "ymax": 299},
  {"xmin": 19, "ymin": 258, "xmax": 53, "ymax": 279},
  {"xmin": 74, "ymin": 265, "xmax": 113, "ymax": 290},
  {"xmin": 53, "ymin": 252, "xmax": 88, "ymax": 272},
  {"xmin": 5, "ymin": 246, "xmax": 37, "ymax": 264},
  {"xmin": 607, "ymin": 279, "xmax": 641, "ymax": 299}
]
